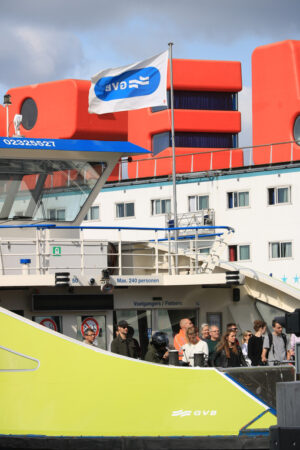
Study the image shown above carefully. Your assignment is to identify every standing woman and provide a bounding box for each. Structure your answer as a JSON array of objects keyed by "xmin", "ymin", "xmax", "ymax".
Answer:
[
  {"xmin": 248, "ymin": 320, "xmax": 267, "ymax": 366},
  {"xmin": 241, "ymin": 330, "xmax": 252, "ymax": 366},
  {"xmin": 212, "ymin": 331, "xmax": 247, "ymax": 368}
]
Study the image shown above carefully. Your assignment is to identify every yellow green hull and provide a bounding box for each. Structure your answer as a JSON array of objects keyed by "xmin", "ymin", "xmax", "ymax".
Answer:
[{"xmin": 0, "ymin": 308, "xmax": 276, "ymax": 439}]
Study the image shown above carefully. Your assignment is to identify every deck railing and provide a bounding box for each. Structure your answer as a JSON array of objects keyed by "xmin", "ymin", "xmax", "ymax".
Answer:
[
  {"xmin": 0, "ymin": 224, "xmax": 234, "ymax": 277},
  {"xmin": 111, "ymin": 140, "xmax": 300, "ymax": 182}
]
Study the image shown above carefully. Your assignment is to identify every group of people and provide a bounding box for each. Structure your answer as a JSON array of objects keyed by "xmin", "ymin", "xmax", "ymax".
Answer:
[
  {"xmin": 84, "ymin": 317, "xmax": 298, "ymax": 368},
  {"xmin": 174, "ymin": 319, "xmax": 246, "ymax": 367},
  {"xmin": 243, "ymin": 319, "xmax": 296, "ymax": 366},
  {"xmin": 175, "ymin": 318, "xmax": 296, "ymax": 367}
]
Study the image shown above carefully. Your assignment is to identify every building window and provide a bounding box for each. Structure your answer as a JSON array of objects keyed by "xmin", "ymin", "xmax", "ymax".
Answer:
[
  {"xmin": 268, "ymin": 186, "xmax": 291, "ymax": 205},
  {"xmin": 269, "ymin": 241, "xmax": 292, "ymax": 259},
  {"xmin": 229, "ymin": 244, "xmax": 250, "ymax": 261},
  {"xmin": 47, "ymin": 209, "xmax": 66, "ymax": 221},
  {"xmin": 227, "ymin": 191, "xmax": 249, "ymax": 209},
  {"xmin": 116, "ymin": 202, "xmax": 135, "ymax": 218},
  {"xmin": 151, "ymin": 199, "xmax": 171, "ymax": 215},
  {"xmin": 188, "ymin": 195, "xmax": 209, "ymax": 212},
  {"xmin": 151, "ymin": 90, "xmax": 238, "ymax": 112},
  {"xmin": 84, "ymin": 206, "xmax": 99, "ymax": 221},
  {"xmin": 152, "ymin": 131, "xmax": 237, "ymax": 155}
]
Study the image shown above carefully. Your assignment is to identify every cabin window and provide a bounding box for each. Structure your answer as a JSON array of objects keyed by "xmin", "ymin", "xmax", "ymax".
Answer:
[
  {"xmin": 268, "ymin": 186, "xmax": 291, "ymax": 205},
  {"xmin": 229, "ymin": 244, "xmax": 250, "ymax": 261},
  {"xmin": 188, "ymin": 195, "xmax": 209, "ymax": 211},
  {"xmin": 0, "ymin": 158, "xmax": 107, "ymax": 222},
  {"xmin": 116, "ymin": 202, "xmax": 135, "ymax": 218},
  {"xmin": 227, "ymin": 191, "xmax": 249, "ymax": 209},
  {"xmin": 84, "ymin": 205, "xmax": 99, "ymax": 221},
  {"xmin": 151, "ymin": 199, "xmax": 171, "ymax": 215},
  {"xmin": 20, "ymin": 98, "xmax": 38, "ymax": 130},
  {"xmin": 269, "ymin": 241, "xmax": 292, "ymax": 259}
]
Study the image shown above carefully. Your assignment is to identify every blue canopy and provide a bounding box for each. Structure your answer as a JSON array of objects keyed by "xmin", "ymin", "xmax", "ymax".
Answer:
[{"xmin": 0, "ymin": 136, "xmax": 149, "ymax": 155}]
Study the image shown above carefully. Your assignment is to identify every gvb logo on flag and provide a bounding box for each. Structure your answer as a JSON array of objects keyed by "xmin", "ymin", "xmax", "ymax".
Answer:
[{"xmin": 88, "ymin": 51, "xmax": 168, "ymax": 115}]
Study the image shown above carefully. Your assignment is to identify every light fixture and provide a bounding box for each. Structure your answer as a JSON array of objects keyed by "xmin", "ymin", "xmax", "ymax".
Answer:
[
  {"xmin": 3, "ymin": 94, "xmax": 11, "ymax": 105},
  {"xmin": 3, "ymin": 94, "xmax": 12, "ymax": 137}
]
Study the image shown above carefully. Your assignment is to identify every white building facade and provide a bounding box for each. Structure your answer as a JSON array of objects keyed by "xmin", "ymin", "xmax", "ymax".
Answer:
[{"xmin": 83, "ymin": 163, "xmax": 300, "ymax": 288}]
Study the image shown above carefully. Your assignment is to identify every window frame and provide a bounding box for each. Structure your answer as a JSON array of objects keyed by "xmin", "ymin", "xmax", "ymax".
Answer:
[
  {"xmin": 115, "ymin": 201, "xmax": 135, "ymax": 219},
  {"xmin": 267, "ymin": 185, "xmax": 291, "ymax": 206},
  {"xmin": 150, "ymin": 198, "xmax": 172, "ymax": 216},
  {"xmin": 227, "ymin": 190, "xmax": 250, "ymax": 209},
  {"xmin": 47, "ymin": 208, "xmax": 66, "ymax": 221},
  {"xmin": 269, "ymin": 240, "xmax": 293, "ymax": 260},
  {"xmin": 84, "ymin": 205, "xmax": 100, "ymax": 221},
  {"xmin": 228, "ymin": 243, "xmax": 251, "ymax": 262},
  {"xmin": 188, "ymin": 194, "xmax": 210, "ymax": 212}
]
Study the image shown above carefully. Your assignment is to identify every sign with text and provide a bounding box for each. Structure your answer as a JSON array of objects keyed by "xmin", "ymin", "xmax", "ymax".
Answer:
[{"xmin": 112, "ymin": 275, "xmax": 161, "ymax": 286}]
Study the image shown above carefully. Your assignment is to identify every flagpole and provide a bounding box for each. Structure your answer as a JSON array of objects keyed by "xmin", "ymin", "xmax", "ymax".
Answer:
[{"xmin": 168, "ymin": 42, "xmax": 178, "ymax": 271}]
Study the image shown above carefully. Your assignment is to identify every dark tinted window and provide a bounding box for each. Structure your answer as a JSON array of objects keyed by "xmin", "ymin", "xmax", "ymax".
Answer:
[
  {"xmin": 294, "ymin": 115, "xmax": 300, "ymax": 144},
  {"xmin": 152, "ymin": 91, "xmax": 237, "ymax": 112},
  {"xmin": 20, "ymin": 98, "xmax": 38, "ymax": 130},
  {"xmin": 152, "ymin": 131, "xmax": 236, "ymax": 154}
]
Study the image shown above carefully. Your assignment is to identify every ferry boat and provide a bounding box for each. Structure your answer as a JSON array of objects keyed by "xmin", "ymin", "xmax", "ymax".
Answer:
[
  {"xmin": 0, "ymin": 136, "xmax": 297, "ymax": 450},
  {"xmin": 0, "ymin": 39, "xmax": 300, "ymax": 449}
]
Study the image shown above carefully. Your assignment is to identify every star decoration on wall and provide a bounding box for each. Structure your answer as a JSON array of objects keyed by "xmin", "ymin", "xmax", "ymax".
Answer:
[
  {"xmin": 294, "ymin": 275, "xmax": 300, "ymax": 284},
  {"xmin": 281, "ymin": 275, "xmax": 288, "ymax": 283}
]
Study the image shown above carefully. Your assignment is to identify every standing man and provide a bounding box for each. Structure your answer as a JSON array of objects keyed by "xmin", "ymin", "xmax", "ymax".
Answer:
[
  {"xmin": 174, "ymin": 318, "xmax": 195, "ymax": 360},
  {"xmin": 200, "ymin": 323, "xmax": 210, "ymax": 341},
  {"xmin": 207, "ymin": 325, "xmax": 220, "ymax": 364},
  {"xmin": 262, "ymin": 319, "xmax": 291, "ymax": 365},
  {"xmin": 111, "ymin": 320, "xmax": 138, "ymax": 358},
  {"xmin": 83, "ymin": 328, "xmax": 96, "ymax": 346}
]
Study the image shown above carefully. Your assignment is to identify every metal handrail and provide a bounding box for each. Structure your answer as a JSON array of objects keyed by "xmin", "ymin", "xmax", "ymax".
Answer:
[
  {"xmin": 0, "ymin": 224, "xmax": 234, "ymax": 277},
  {"xmin": 111, "ymin": 140, "xmax": 300, "ymax": 181},
  {"xmin": 0, "ymin": 224, "xmax": 234, "ymax": 232}
]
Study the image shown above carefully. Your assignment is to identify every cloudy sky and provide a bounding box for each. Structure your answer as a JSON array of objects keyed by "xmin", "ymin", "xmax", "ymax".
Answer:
[{"xmin": 0, "ymin": 0, "xmax": 300, "ymax": 145}]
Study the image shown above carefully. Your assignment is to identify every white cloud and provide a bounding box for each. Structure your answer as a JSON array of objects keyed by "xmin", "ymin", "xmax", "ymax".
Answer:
[{"xmin": 0, "ymin": 24, "xmax": 83, "ymax": 89}]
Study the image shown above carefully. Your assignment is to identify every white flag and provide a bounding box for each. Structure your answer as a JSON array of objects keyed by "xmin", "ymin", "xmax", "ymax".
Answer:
[{"xmin": 88, "ymin": 51, "xmax": 168, "ymax": 115}]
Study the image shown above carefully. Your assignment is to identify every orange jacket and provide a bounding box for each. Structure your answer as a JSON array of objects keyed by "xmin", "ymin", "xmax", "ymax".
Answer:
[{"xmin": 174, "ymin": 329, "xmax": 187, "ymax": 360}]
